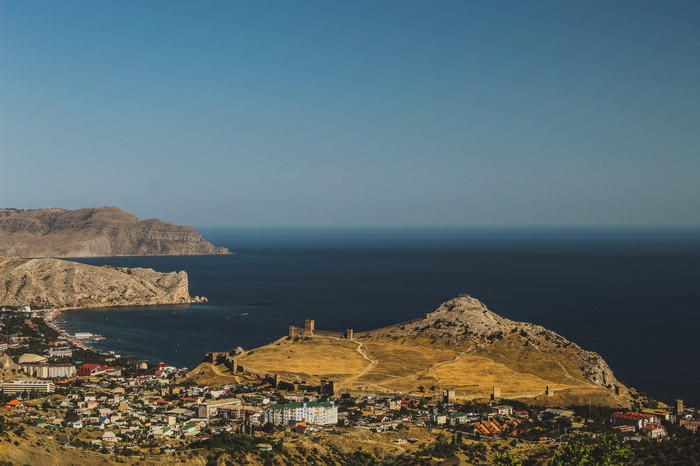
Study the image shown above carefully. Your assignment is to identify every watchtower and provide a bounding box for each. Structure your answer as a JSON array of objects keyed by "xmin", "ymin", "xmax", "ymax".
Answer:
[
  {"xmin": 304, "ymin": 319, "xmax": 315, "ymax": 334},
  {"xmin": 491, "ymin": 386, "xmax": 501, "ymax": 401},
  {"xmin": 346, "ymin": 329, "xmax": 354, "ymax": 340}
]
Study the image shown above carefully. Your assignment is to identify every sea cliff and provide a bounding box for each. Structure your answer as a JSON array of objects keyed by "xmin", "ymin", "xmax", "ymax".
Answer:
[
  {"xmin": 0, "ymin": 207, "xmax": 230, "ymax": 257},
  {"xmin": 0, "ymin": 256, "xmax": 203, "ymax": 309}
]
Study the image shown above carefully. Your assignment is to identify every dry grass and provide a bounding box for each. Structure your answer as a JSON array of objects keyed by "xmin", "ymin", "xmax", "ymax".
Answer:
[
  {"xmin": 237, "ymin": 338, "xmax": 369, "ymax": 382},
  {"xmin": 232, "ymin": 333, "xmax": 617, "ymax": 402}
]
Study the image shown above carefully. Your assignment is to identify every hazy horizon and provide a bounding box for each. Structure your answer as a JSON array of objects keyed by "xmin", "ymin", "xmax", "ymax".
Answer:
[{"xmin": 2, "ymin": 2, "xmax": 699, "ymax": 228}]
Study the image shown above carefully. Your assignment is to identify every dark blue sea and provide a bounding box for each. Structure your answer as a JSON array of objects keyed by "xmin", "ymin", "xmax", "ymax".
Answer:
[{"xmin": 60, "ymin": 228, "xmax": 700, "ymax": 405}]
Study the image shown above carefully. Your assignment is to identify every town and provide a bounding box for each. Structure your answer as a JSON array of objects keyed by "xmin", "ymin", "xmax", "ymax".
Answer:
[{"xmin": 1, "ymin": 305, "xmax": 699, "ymax": 465}]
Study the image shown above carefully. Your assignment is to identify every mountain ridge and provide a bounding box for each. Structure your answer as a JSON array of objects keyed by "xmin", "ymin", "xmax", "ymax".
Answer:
[{"xmin": 0, "ymin": 207, "xmax": 230, "ymax": 257}]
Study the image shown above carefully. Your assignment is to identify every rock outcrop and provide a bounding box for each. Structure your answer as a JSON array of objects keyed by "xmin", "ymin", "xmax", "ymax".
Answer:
[
  {"xmin": 0, "ymin": 256, "xmax": 204, "ymax": 309},
  {"xmin": 0, "ymin": 207, "xmax": 230, "ymax": 257},
  {"xmin": 380, "ymin": 294, "xmax": 621, "ymax": 389}
]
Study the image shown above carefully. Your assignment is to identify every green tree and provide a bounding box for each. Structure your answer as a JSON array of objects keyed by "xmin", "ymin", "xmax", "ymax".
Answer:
[
  {"xmin": 591, "ymin": 434, "xmax": 633, "ymax": 465},
  {"xmin": 551, "ymin": 439, "xmax": 591, "ymax": 466},
  {"xmin": 493, "ymin": 450, "xmax": 522, "ymax": 465},
  {"xmin": 552, "ymin": 434, "xmax": 633, "ymax": 466}
]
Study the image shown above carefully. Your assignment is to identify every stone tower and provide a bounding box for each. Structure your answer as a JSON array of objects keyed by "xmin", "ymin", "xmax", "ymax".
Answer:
[{"xmin": 304, "ymin": 319, "xmax": 315, "ymax": 333}]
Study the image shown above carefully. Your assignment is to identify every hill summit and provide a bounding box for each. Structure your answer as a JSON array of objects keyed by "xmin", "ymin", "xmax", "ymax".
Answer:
[
  {"xmin": 213, "ymin": 294, "xmax": 630, "ymax": 407},
  {"xmin": 0, "ymin": 207, "xmax": 229, "ymax": 257}
]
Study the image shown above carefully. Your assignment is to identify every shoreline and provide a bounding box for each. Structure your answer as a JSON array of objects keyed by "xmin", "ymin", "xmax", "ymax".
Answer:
[{"xmin": 42, "ymin": 308, "xmax": 180, "ymax": 367}]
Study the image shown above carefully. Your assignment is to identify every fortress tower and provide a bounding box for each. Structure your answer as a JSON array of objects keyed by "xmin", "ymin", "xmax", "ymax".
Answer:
[{"xmin": 304, "ymin": 319, "xmax": 315, "ymax": 335}]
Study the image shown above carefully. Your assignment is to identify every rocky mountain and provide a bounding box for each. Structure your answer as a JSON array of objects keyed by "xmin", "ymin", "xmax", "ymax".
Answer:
[
  {"xmin": 378, "ymin": 294, "xmax": 620, "ymax": 389},
  {"xmin": 0, "ymin": 256, "xmax": 205, "ymax": 309},
  {"xmin": 0, "ymin": 207, "xmax": 230, "ymax": 257},
  {"xmin": 227, "ymin": 294, "xmax": 630, "ymax": 406}
]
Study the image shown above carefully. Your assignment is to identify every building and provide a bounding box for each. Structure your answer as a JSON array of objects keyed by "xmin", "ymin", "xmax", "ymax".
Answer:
[
  {"xmin": 128, "ymin": 360, "xmax": 148, "ymax": 370},
  {"xmin": 20, "ymin": 363, "xmax": 76, "ymax": 379},
  {"xmin": 2, "ymin": 380, "xmax": 55, "ymax": 395},
  {"xmin": 491, "ymin": 405, "xmax": 513, "ymax": 416},
  {"xmin": 77, "ymin": 363, "xmax": 104, "ymax": 376},
  {"xmin": 197, "ymin": 398, "xmax": 242, "ymax": 418},
  {"xmin": 265, "ymin": 401, "xmax": 337, "ymax": 425},
  {"xmin": 641, "ymin": 424, "xmax": 667, "ymax": 439},
  {"xmin": 612, "ymin": 412, "xmax": 659, "ymax": 431},
  {"xmin": 48, "ymin": 347, "xmax": 73, "ymax": 358}
]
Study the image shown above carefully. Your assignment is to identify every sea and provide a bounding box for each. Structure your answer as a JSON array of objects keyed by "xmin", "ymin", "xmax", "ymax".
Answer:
[{"xmin": 58, "ymin": 227, "xmax": 700, "ymax": 405}]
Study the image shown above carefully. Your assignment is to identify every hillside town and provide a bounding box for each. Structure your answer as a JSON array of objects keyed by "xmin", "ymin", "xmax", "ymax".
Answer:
[{"xmin": 1, "ymin": 305, "xmax": 699, "ymax": 464}]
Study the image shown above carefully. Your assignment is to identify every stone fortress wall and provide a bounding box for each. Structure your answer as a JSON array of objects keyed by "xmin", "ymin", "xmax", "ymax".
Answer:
[{"xmin": 204, "ymin": 314, "xmax": 434, "ymax": 394}]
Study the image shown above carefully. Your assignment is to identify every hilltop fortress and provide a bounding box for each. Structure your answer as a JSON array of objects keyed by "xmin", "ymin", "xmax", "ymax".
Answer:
[{"xmin": 202, "ymin": 295, "xmax": 631, "ymax": 406}]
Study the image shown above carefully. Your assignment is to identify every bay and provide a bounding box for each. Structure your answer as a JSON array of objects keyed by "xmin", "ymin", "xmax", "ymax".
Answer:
[{"xmin": 60, "ymin": 227, "xmax": 700, "ymax": 405}]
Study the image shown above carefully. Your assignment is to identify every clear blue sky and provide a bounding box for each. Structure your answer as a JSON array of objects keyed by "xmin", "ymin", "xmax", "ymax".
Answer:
[{"xmin": 1, "ymin": 1, "xmax": 699, "ymax": 227}]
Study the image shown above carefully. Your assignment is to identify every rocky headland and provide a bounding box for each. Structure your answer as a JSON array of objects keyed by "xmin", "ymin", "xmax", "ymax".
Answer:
[
  {"xmin": 0, "ymin": 206, "xmax": 230, "ymax": 257},
  {"xmin": 378, "ymin": 294, "xmax": 620, "ymax": 389},
  {"xmin": 221, "ymin": 294, "xmax": 631, "ymax": 407},
  {"xmin": 0, "ymin": 256, "xmax": 204, "ymax": 309}
]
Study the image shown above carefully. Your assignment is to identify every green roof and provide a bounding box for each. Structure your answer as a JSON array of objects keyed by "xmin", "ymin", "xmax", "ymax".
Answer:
[{"xmin": 268, "ymin": 401, "xmax": 333, "ymax": 411}]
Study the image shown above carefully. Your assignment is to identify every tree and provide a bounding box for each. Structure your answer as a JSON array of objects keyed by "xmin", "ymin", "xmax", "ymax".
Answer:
[
  {"xmin": 591, "ymin": 434, "xmax": 633, "ymax": 465},
  {"xmin": 552, "ymin": 434, "xmax": 633, "ymax": 466},
  {"xmin": 493, "ymin": 451, "xmax": 522, "ymax": 466},
  {"xmin": 551, "ymin": 439, "xmax": 591, "ymax": 466}
]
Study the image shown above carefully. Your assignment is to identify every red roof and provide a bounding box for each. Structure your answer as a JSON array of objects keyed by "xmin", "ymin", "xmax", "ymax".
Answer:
[{"xmin": 613, "ymin": 412, "xmax": 654, "ymax": 421}]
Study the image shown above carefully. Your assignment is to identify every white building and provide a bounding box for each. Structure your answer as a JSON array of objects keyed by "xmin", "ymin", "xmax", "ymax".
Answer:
[
  {"xmin": 641, "ymin": 424, "xmax": 667, "ymax": 439},
  {"xmin": 48, "ymin": 347, "xmax": 73, "ymax": 358},
  {"xmin": 2, "ymin": 380, "xmax": 55, "ymax": 395},
  {"xmin": 491, "ymin": 405, "xmax": 514, "ymax": 416},
  {"xmin": 265, "ymin": 401, "xmax": 338, "ymax": 425},
  {"xmin": 21, "ymin": 363, "xmax": 76, "ymax": 379}
]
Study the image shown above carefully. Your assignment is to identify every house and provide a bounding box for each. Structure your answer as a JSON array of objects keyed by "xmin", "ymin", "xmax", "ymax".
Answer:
[
  {"xmin": 612, "ymin": 412, "xmax": 659, "ymax": 431},
  {"xmin": 641, "ymin": 424, "xmax": 667, "ymax": 439},
  {"xmin": 491, "ymin": 405, "xmax": 513, "ymax": 416},
  {"xmin": 388, "ymin": 398, "xmax": 402, "ymax": 411},
  {"xmin": 77, "ymin": 364, "xmax": 103, "ymax": 377},
  {"xmin": 449, "ymin": 412, "xmax": 474, "ymax": 425},
  {"xmin": 128, "ymin": 360, "xmax": 149, "ymax": 370},
  {"xmin": 102, "ymin": 431, "xmax": 119, "ymax": 443},
  {"xmin": 182, "ymin": 423, "xmax": 200, "ymax": 437}
]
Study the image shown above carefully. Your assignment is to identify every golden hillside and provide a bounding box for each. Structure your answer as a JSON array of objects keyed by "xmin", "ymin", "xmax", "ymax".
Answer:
[{"xmin": 230, "ymin": 295, "xmax": 631, "ymax": 407}]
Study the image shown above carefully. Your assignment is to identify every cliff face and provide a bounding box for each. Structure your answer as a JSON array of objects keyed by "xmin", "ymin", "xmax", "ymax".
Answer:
[
  {"xmin": 0, "ymin": 256, "xmax": 203, "ymax": 309},
  {"xmin": 380, "ymin": 295, "xmax": 621, "ymax": 389},
  {"xmin": 0, "ymin": 207, "xmax": 230, "ymax": 257}
]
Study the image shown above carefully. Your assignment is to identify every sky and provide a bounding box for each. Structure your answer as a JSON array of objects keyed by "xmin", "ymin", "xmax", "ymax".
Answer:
[{"xmin": 1, "ymin": 1, "xmax": 699, "ymax": 228}]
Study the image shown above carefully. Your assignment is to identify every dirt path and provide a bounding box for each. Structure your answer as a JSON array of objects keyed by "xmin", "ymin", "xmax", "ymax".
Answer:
[{"xmin": 340, "ymin": 340, "xmax": 393, "ymax": 391}]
